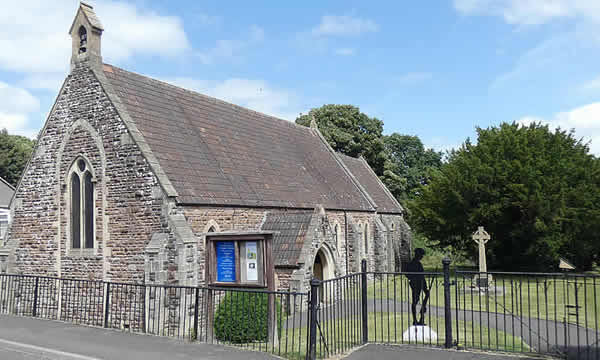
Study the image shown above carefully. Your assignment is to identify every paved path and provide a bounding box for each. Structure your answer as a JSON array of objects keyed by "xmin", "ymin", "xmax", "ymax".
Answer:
[
  {"xmin": 0, "ymin": 314, "xmax": 277, "ymax": 360},
  {"xmin": 343, "ymin": 344, "xmax": 540, "ymax": 360}
]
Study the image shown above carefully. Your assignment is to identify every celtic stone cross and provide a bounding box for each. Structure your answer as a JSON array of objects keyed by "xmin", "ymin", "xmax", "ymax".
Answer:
[{"xmin": 472, "ymin": 226, "xmax": 490, "ymax": 273}]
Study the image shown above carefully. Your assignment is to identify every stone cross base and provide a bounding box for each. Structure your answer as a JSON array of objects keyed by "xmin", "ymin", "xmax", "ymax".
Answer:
[{"xmin": 402, "ymin": 325, "xmax": 438, "ymax": 342}]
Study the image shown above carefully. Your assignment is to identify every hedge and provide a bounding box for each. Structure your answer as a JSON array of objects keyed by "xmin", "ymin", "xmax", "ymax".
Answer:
[{"xmin": 214, "ymin": 291, "xmax": 282, "ymax": 343}]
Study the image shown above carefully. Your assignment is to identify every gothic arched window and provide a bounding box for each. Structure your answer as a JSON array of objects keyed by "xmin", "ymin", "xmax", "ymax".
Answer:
[
  {"xmin": 207, "ymin": 226, "xmax": 216, "ymax": 233},
  {"xmin": 70, "ymin": 158, "xmax": 94, "ymax": 249},
  {"xmin": 78, "ymin": 26, "xmax": 87, "ymax": 54}
]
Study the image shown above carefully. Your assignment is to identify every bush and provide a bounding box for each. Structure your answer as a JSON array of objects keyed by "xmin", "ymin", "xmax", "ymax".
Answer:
[{"xmin": 214, "ymin": 291, "xmax": 281, "ymax": 343}]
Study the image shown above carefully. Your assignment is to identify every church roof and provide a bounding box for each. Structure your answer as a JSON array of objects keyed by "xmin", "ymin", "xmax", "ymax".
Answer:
[
  {"xmin": 0, "ymin": 177, "xmax": 15, "ymax": 209},
  {"xmin": 338, "ymin": 154, "xmax": 403, "ymax": 214},
  {"xmin": 261, "ymin": 211, "xmax": 313, "ymax": 267},
  {"xmin": 102, "ymin": 64, "xmax": 377, "ymax": 211}
]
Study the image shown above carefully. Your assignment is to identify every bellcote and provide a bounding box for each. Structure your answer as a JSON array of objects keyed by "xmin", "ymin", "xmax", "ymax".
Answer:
[{"xmin": 69, "ymin": 2, "xmax": 104, "ymax": 70}]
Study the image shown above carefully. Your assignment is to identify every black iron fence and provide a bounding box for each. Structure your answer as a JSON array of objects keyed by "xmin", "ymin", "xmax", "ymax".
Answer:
[
  {"xmin": 0, "ymin": 274, "xmax": 310, "ymax": 360},
  {"xmin": 307, "ymin": 260, "xmax": 599, "ymax": 359},
  {"xmin": 1, "ymin": 262, "xmax": 599, "ymax": 360},
  {"xmin": 454, "ymin": 271, "xmax": 599, "ymax": 360}
]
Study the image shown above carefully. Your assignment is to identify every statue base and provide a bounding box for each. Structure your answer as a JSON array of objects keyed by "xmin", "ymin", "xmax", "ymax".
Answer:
[{"xmin": 402, "ymin": 325, "xmax": 438, "ymax": 342}]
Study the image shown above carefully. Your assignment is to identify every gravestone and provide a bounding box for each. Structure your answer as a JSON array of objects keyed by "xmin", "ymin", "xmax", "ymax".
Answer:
[{"xmin": 472, "ymin": 226, "xmax": 492, "ymax": 288}]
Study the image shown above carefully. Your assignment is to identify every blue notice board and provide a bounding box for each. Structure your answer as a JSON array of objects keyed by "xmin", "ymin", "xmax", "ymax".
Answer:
[{"xmin": 216, "ymin": 241, "xmax": 236, "ymax": 282}]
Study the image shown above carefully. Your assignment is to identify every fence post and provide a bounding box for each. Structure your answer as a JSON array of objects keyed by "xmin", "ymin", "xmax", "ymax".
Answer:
[
  {"xmin": 206, "ymin": 288, "xmax": 214, "ymax": 342},
  {"xmin": 361, "ymin": 259, "xmax": 368, "ymax": 344},
  {"xmin": 443, "ymin": 257, "xmax": 453, "ymax": 348},
  {"xmin": 193, "ymin": 287, "xmax": 199, "ymax": 341},
  {"xmin": 103, "ymin": 282, "xmax": 110, "ymax": 328},
  {"xmin": 308, "ymin": 278, "xmax": 320, "ymax": 360},
  {"xmin": 32, "ymin": 276, "xmax": 39, "ymax": 317}
]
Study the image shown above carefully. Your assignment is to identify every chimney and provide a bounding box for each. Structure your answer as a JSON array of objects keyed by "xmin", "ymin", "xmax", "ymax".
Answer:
[{"xmin": 69, "ymin": 2, "xmax": 104, "ymax": 71}]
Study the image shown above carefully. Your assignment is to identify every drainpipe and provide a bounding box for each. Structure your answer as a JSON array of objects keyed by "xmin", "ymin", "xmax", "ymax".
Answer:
[{"xmin": 344, "ymin": 211, "xmax": 349, "ymax": 275}]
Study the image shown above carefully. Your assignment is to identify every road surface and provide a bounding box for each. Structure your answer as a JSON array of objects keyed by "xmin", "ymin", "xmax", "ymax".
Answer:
[{"xmin": 0, "ymin": 314, "xmax": 277, "ymax": 360}]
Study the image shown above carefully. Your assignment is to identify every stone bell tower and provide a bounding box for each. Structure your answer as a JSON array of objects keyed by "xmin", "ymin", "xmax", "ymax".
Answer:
[{"xmin": 69, "ymin": 2, "xmax": 104, "ymax": 71}]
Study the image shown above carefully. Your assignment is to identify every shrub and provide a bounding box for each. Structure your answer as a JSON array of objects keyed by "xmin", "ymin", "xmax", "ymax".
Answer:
[{"xmin": 214, "ymin": 291, "xmax": 281, "ymax": 343}]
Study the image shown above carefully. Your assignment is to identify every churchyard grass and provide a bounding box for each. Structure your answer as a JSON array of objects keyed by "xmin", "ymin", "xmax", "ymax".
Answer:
[
  {"xmin": 366, "ymin": 274, "xmax": 600, "ymax": 330},
  {"xmin": 267, "ymin": 312, "xmax": 529, "ymax": 359}
]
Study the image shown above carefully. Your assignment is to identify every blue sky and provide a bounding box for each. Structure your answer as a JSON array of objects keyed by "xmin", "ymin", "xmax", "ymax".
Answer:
[{"xmin": 1, "ymin": 0, "xmax": 600, "ymax": 154}]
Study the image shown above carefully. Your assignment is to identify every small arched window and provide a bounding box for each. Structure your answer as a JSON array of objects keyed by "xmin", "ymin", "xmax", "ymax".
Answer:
[
  {"xmin": 391, "ymin": 222, "xmax": 396, "ymax": 232},
  {"xmin": 207, "ymin": 226, "xmax": 216, "ymax": 233},
  {"xmin": 78, "ymin": 26, "xmax": 87, "ymax": 54},
  {"xmin": 363, "ymin": 223, "xmax": 369, "ymax": 258},
  {"xmin": 70, "ymin": 158, "xmax": 94, "ymax": 249}
]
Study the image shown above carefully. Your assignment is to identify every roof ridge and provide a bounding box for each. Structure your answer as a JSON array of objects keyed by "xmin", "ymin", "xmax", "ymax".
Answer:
[
  {"xmin": 308, "ymin": 128, "xmax": 377, "ymax": 211},
  {"xmin": 357, "ymin": 156, "xmax": 404, "ymax": 212},
  {"xmin": 102, "ymin": 63, "xmax": 312, "ymax": 134},
  {"xmin": 337, "ymin": 152, "xmax": 403, "ymax": 214}
]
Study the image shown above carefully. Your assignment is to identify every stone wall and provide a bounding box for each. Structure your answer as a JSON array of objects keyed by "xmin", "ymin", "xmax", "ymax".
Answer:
[
  {"xmin": 179, "ymin": 206, "xmax": 395, "ymax": 293},
  {"xmin": 0, "ymin": 62, "xmax": 411, "ymax": 290},
  {"xmin": 4, "ymin": 61, "xmax": 171, "ymax": 283},
  {"xmin": 380, "ymin": 214, "xmax": 412, "ymax": 272}
]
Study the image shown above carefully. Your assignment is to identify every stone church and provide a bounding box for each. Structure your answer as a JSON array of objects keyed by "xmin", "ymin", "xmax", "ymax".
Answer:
[{"xmin": 0, "ymin": 3, "xmax": 411, "ymax": 293}]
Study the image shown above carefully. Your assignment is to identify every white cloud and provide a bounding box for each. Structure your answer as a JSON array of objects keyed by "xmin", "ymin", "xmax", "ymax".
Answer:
[
  {"xmin": 0, "ymin": 0, "xmax": 190, "ymax": 76},
  {"xmin": 0, "ymin": 82, "xmax": 39, "ymax": 113},
  {"xmin": 454, "ymin": 1, "xmax": 600, "ymax": 92},
  {"xmin": 517, "ymin": 102, "xmax": 600, "ymax": 154},
  {"xmin": 0, "ymin": 113, "xmax": 30, "ymax": 135},
  {"xmin": 581, "ymin": 75, "xmax": 600, "ymax": 91},
  {"xmin": 0, "ymin": 82, "xmax": 40, "ymax": 137},
  {"xmin": 490, "ymin": 32, "xmax": 571, "ymax": 89},
  {"xmin": 312, "ymin": 15, "xmax": 378, "ymax": 37},
  {"xmin": 0, "ymin": 0, "xmax": 191, "ymax": 137},
  {"xmin": 19, "ymin": 74, "xmax": 66, "ymax": 92},
  {"xmin": 453, "ymin": 0, "xmax": 600, "ymax": 25},
  {"xmin": 164, "ymin": 77, "xmax": 301, "ymax": 121},
  {"xmin": 195, "ymin": 25, "xmax": 265, "ymax": 64},
  {"xmin": 335, "ymin": 48, "xmax": 355, "ymax": 56},
  {"xmin": 97, "ymin": 1, "xmax": 190, "ymax": 61}
]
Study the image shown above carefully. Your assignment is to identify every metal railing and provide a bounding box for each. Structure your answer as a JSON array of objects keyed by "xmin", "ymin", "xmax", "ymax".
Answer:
[
  {"xmin": 305, "ymin": 259, "xmax": 599, "ymax": 359},
  {"xmin": 1, "ymin": 263, "xmax": 599, "ymax": 360},
  {"xmin": 454, "ymin": 271, "xmax": 600, "ymax": 360},
  {"xmin": 0, "ymin": 274, "xmax": 309, "ymax": 359}
]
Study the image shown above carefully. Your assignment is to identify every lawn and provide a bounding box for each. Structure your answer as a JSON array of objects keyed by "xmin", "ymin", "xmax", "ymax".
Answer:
[
  {"xmin": 365, "ymin": 273, "xmax": 600, "ymax": 330},
  {"xmin": 265, "ymin": 311, "xmax": 530, "ymax": 359}
]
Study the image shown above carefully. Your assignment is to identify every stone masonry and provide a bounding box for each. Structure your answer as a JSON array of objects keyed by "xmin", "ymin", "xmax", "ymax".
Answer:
[{"xmin": 0, "ymin": 3, "xmax": 411, "ymax": 298}]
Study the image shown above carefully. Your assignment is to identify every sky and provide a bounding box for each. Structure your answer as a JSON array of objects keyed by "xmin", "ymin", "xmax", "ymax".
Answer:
[{"xmin": 1, "ymin": 0, "xmax": 600, "ymax": 154}]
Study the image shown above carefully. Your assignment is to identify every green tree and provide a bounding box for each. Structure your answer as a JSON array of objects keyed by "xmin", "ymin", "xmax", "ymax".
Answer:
[
  {"xmin": 296, "ymin": 104, "xmax": 387, "ymax": 175},
  {"xmin": 384, "ymin": 133, "xmax": 443, "ymax": 201},
  {"xmin": 410, "ymin": 122, "xmax": 600, "ymax": 271},
  {"xmin": 0, "ymin": 129, "xmax": 36, "ymax": 187}
]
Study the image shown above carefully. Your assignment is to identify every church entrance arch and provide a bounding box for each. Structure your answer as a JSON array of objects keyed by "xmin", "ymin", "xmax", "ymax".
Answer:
[{"xmin": 313, "ymin": 246, "xmax": 335, "ymax": 302}]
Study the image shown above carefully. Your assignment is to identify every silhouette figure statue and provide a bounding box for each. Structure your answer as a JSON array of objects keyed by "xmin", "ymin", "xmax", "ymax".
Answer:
[{"xmin": 406, "ymin": 248, "xmax": 429, "ymax": 325}]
